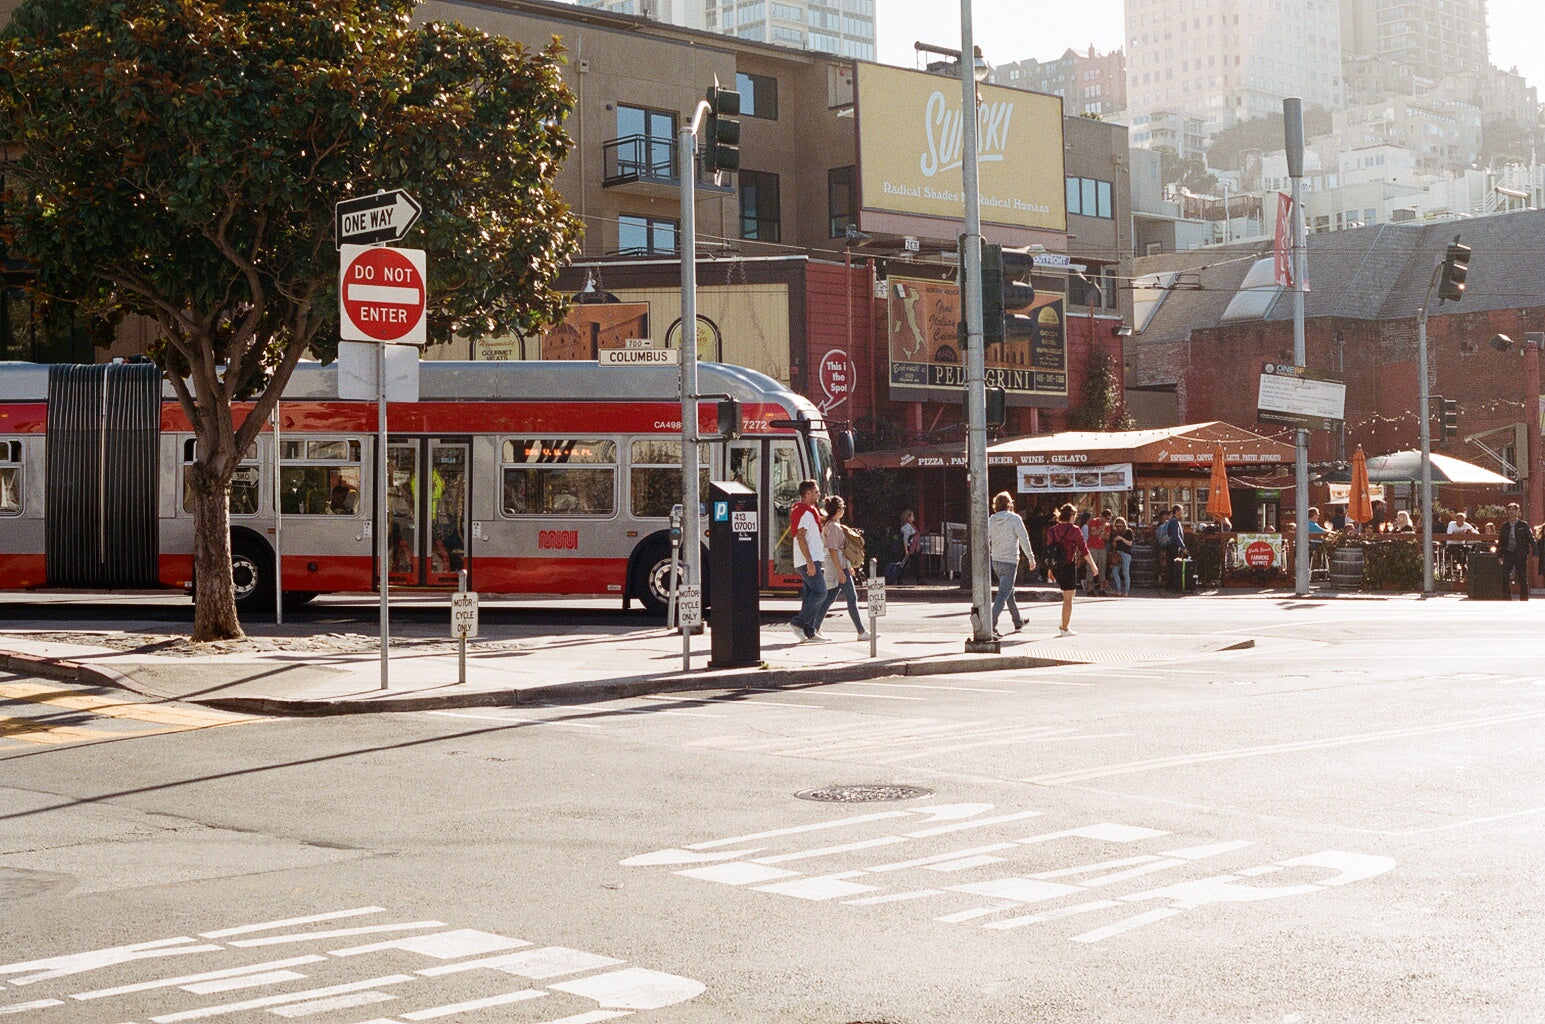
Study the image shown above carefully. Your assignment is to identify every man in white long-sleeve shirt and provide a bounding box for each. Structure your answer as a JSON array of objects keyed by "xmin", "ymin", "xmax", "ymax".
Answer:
[{"xmin": 988, "ymin": 491, "xmax": 1037, "ymax": 638}]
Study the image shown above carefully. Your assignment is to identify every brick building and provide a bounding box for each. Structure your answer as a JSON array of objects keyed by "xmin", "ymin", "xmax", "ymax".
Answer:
[{"xmin": 1130, "ymin": 207, "xmax": 1545, "ymax": 526}]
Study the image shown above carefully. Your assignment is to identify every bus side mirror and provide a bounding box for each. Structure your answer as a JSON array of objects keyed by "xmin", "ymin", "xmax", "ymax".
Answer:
[{"xmin": 834, "ymin": 429, "xmax": 856, "ymax": 462}]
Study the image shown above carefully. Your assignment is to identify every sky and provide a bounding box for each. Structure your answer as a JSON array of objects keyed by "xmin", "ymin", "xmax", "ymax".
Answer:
[{"xmin": 875, "ymin": 0, "xmax": 1545, "ymax": 98}]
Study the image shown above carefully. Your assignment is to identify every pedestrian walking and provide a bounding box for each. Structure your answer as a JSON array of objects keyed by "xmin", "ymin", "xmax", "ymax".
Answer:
[
  {"xmin": 1046, "ymin": 502, "xmax": 1099, "ymax": 636},
  {"xmin": 987, "ymin": 491, "xmax": 1036, "ymax": 638},
  {"xmin": 897, "ymin": 509, "xmax": 923, "ymax": 584},
  {"xmin": 1498, "ymin": 502, "xmax": 1532, "ymax": 601},
  {"xmin": 816, "ymin": 496, "xmax": 870, "ymax": 640},
  {"xmin": 786, "ymin": 480, "xmax": 829, "ymax": 641},
  {"xmin": 1110, "ymin": 516, "xmax": 1134, "ymax": 596}
]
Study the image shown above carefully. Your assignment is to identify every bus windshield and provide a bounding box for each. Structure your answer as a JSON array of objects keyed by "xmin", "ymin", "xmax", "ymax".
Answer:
[{"xmin": 808, "ymin": 434, "xmax": 836, "ymax": 497}]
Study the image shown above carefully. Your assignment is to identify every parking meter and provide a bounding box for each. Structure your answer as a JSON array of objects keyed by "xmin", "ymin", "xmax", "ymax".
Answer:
[{"xmin": 708, "ymin": 481, "xmax": 759, "ymax": 668}]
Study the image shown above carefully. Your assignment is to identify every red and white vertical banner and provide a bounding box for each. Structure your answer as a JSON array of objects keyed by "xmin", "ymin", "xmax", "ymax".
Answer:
[{"xmin": 1273, "ymin": 193, "xmax": 1294, "ymax": 288}]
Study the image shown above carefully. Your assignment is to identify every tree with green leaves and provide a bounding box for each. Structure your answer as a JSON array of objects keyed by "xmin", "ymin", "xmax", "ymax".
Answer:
[
  {"xmin": 1066, "ymin": 350, "xmax": 1134, "ymax": 432},
  {"xmin": 0, "ymin": 0, "xmax": 582, "ymax": 641}
]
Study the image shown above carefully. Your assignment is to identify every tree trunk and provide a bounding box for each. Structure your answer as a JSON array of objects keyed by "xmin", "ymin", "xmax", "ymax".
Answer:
[{"xmin": 190, "ymin": 467, "xmax": 244, "ymax": 642}]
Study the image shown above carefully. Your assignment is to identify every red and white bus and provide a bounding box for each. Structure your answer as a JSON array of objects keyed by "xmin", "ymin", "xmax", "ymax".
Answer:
[{"xmin": 0, "ymin": 359, "xmax": 844, "ymax": 615}]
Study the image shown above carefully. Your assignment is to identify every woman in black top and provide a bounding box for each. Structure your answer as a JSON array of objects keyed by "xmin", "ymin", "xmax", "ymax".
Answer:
[
  {"xmin": 1109, "ymin": 516, "xmax": 1135, "ymax": 596},
  {"xmin": 1047, "ymin": 503, "xmax": 1100, "ymax": 636}
]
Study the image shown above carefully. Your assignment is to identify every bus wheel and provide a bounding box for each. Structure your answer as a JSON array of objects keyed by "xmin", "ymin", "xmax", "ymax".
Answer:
[
  {"xmin": 231, "ymin": 540, "xmax": 275, "ymax": 612},
  {"xmin": 632, "ymin": 544, "xmax": 681, "ymax": 618}
]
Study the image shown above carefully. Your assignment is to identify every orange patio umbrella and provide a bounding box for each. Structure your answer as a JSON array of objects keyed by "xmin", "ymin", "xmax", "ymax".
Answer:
[
  {"xmin": 1347, "ymin": 445, "xmax": 1374, "ymax": 524},
  {"xmin": 1206, "ymin": 443, "xmax": 1233, "ymax": 521}
]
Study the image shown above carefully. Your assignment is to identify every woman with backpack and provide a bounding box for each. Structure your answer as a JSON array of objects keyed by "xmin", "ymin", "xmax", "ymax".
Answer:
[
  {"xmin": 1046, "ymin": 502, "xmax": 1100, "ymax": 637},
  {"xmin": 815, "ymin": 495, "xmax": 870, "ymax": 641}
]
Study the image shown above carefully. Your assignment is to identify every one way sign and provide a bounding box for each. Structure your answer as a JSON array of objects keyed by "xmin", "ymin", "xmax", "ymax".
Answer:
[{"xmin": 335, "ymin": 189, "xmax": 422, "ymax": 248}]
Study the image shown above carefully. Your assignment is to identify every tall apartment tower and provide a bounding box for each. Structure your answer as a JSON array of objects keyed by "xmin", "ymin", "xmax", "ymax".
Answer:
[
  {"xmin": 573, "ymin": 0, "xmax": 875, "ymax": 61},
  {"xmin": 1342, "ymin": 0, "xmax": 1488, "ymax": 77},
  {"xmin": 572, "ymin": 0, "xmax": 704, "ymax": 29},
  {"xmin": 1124, "ymin": 0, "xmax": 1342, "ymax": 132}
]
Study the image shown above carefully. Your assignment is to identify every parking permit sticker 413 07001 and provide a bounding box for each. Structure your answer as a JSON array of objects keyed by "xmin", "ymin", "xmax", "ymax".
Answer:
[{"xmin": 621, "ymin": 803, "xmax": 1395, "ymax": 945}]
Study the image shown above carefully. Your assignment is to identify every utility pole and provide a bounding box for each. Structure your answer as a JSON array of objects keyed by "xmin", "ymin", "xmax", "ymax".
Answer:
[{"xmin": 1284, "ymin": 98, "xmax": 1310, "ymax": 596}]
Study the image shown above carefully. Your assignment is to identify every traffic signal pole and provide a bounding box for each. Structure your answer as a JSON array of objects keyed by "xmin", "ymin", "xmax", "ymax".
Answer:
[{"xmin": 957, "ymin": 1, "xmax": 995, "ymax": 652}]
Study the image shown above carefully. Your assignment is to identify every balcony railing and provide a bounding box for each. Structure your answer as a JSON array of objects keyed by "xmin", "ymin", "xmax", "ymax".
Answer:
[{"xmin": 602, "ymin": 134, "xmax": 734, "ymax": 196}]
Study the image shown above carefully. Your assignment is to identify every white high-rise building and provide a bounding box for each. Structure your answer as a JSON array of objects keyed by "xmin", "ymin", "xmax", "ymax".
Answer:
[
  {"xmin": 572, "ymin": 0, "xmax": 875, "ymax": 61},
  {"xmin": 1124, "ymin": 0, "xmax": 1343, "ymax": 133}
]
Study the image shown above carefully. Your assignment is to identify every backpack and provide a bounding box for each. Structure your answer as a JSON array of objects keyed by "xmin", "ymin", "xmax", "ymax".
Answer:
[
  {"xmin": 1044, "ymin": 525, "xmax": 1072, "ymax": 570},
  {"xmin": 841, "ymin": 524, "xmax": 865, "ymax": 569}
]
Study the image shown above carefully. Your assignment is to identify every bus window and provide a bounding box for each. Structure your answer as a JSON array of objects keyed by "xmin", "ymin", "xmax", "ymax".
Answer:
[
  {"xmin": 278, "ymin": 438, "xmax": 362, "ymax": 516},
  {"xmin": 728, "ymin": 443, "xmax": 760, "ymax": 492},
  {"xmin": 771, "ymin": 440, "xmax": 801, "ymax": 575},
  {"xmin": 0, "ymin": 440, "xmax": 20, "ymax": 514},
  {"xmin": 629, "ymin": 439, "xmax": 710, "ymax": 519},
  {"xmin": 501, "ymin": 438, "xmax": 616, "ymax": 517},
  {"xmin": 183, "ymin": 438, "xmax": 263, "ymax": 516},
  {"xmin": 808, "ymin": 433, "xmax": 836, "ymax": 498}
]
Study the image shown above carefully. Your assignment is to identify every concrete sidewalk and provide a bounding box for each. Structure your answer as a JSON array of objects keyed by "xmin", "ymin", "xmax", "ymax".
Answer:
[{"xmin": 0, "ymin": 594, "xmax": 1254, "ymax": 715}]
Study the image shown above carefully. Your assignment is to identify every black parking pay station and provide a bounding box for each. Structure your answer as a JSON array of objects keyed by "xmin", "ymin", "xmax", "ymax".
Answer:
[{"xmin": 709, "ymin": 480, "xmax": 760, "ymax": 668}]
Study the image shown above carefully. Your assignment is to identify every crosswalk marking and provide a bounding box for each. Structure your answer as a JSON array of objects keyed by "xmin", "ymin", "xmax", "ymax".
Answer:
[{"xmin": 0, "ymin": 682, "xmax": 260, "ymax": 728}]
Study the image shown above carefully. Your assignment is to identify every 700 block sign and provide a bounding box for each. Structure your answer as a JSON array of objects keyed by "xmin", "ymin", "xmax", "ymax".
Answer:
[{"xmin": 339, "ymin": 245, "xmax": 427, "ymax": 345}]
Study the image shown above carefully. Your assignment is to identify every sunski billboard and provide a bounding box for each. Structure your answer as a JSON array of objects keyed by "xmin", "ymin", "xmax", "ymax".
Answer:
[{"xmin": 856, "ymin": 64, "xmax": 1067, "ymax": 232}]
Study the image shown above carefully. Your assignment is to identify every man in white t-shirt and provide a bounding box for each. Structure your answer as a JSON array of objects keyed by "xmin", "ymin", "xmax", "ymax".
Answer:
[
  {"xmin": 1446, "ymin": 512, "xmax": 1479, "ymax": 535},
  {"xmin": 787, "ymin": 480, "xmax": 829, "ymax": 641}
]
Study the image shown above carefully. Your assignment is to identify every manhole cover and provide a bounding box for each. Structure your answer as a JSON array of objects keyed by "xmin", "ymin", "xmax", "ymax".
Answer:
[{"xmin": 795, "ymin": 784, "xmax": 932, "ymax": 803}]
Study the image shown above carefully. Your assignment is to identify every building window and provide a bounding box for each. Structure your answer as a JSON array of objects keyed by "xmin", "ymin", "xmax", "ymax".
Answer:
[
  {"xmin": 735, "ymin": 72, "xmax": 779, "ymax": 120},
  {"xmin": 615, "ymin": 104, "xmax": 676, "ymax": 180},
  {"xmin": 828, "ymin": 165, "xmax": 856, "ymax": 237},
  {"xmin": 1065, "ymin": 176, "xmax": 1114, "ymax": 219},
  {"xmin": 739, "ymin": 170, "xmax": 781, "ymax": 242},
  {"xmin": 618, "ymin": 215, "xmax": 678, "ymax": 256}
]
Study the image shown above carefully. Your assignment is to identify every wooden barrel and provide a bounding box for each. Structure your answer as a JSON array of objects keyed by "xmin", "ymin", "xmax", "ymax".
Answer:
[
  {"xmin": 1129, "ymin": 542, "xmax": 1159, "ymax": 589},
  {"xmin": 1329, "ymin": 545, "xmax": 1364, "ymax": 589}
]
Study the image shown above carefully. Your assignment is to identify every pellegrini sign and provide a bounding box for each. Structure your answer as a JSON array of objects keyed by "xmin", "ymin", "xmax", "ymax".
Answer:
[{"xmin": 855, "ymin": 64, "xmax": 1067, "ymax": 233}]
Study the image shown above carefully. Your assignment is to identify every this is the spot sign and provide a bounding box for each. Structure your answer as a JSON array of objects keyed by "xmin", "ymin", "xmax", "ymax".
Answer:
[{"xmin": 339, "ymin": 244, "xmax": 427, "ymax": 345}]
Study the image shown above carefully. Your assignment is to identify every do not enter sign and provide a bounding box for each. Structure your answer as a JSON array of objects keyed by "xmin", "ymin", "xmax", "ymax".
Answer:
[{"xmin": 340, "ymin": 245, "xmax": 427, "ymax": 344}]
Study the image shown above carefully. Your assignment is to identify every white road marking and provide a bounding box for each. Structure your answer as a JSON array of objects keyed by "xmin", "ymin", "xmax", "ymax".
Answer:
[
  {"xmin": 331, "ymin": 930, "xmax": 527, "ymax": 960},
  {"xmin": 753, "ymin": 873, "xmax": 880, "ymax": 900},
  {"xmin": 906, "ymin": 809, "xmax": 1045, "ymax": 838},
  {"xmin": 400, "ymin": 989, "xmax": 545, "ymax": 1019},
  {"xmin": 676, "ymin": 863, "xmax": 799, "ymax": 885},
  {"xmin": 268, "ymin": 990, "xmax": 395, "ymax": 1017},
  {"xmin": 1018, "ymin": 824, "xmax": 1169, "ymax": 845},
  {"xmin": 0, "ymin": 999, "xmax": 63, "ymax": 1014},
  {"xmin": 1073, "ymin": 908, "xmax": 1183, "ymax": 943},
  {"xmin": 924, "ymin": 855, "xmax": 1005, "ymax": 871},
  {"xmin": 201, "ymin": 909, "xmax": 385, "ymax": 939},
  {"xmin": 528, "ymin": 1011, "xmax": 631, "ymax": 1024},
  {"xmin": 228, "ymin": 922, "xmax": 445, "ymax": 948},
  {"xmin": 3, "ymin": 939, "xmax": 224, "ymax": 986},
  {"xmin": 685, "ymin": 811, "xmax": 913, "ymax": 849},
  {"xmin": 73, "ymin": 957, "xmax": 328, "ymax": 1000},
  {"xmin": 181, "ymin": 970, "xmax": 306, "ymax": 994},
  {"xmin": 950, "ymin": 878, "xmax": 1083, "ymax": 903},
  {"xmin": 149, "ymin": 975, "xmax": 414, "ymax": 1022},
  {"xmin": 1025, "ymin": 708, "xmax": 1545, "ymax": 785},
  {"xmin": 983, "ymin": 899, "xmax": 1123, "ymax": 931},
  {"xmin": 484, "ymin": 947, "xmax": 623, "ymax": 980},
  {"xmin": 842, "ymin": 890, "xmax": 943, "ymax": 906},
  {"xmin": 750, "ymin": 836, "xmax": 906, "ymax": 865},
  {"xmin": 865, "ymin": 843, "xmax": 1019, "ymax": 872},
  {"xmin": 548, "ymin": 968, "xmax": 706, "ymax": 1011}
]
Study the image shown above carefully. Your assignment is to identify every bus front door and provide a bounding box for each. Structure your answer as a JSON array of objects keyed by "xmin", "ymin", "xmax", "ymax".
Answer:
[
  {"xmin": 385, "ymin": 439, "xmax": 470, "ymax": 588},
  {"xmin": 727, "ymin": 438, "xmax": 802, "ymax": 588}
]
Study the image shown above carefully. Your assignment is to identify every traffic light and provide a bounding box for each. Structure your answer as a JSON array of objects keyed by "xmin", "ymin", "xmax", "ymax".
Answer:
[
  {"xmin": 716, "ymin": 397, "xmax": 742, "ymax": 439},
  {"xmin": 999, "ymin": 247, "xmax": 1037, "ymax": 339},
  {"xmin": 979, "ymin": 242, "xmax": 1004, "ymax": 346},
  {"xmin": 1440, "ymin": 398, "xmax": 1458, "ymax": 440},
  {"xmin": 703, "ymin": 85, "xmax": 741, "ymax": 174},
  {"xmin": 985, "ymin": 385, "xmax": 1007, "ymax": 429},
  {"xmin": 1438, "ymin": 239, "xmax": 1471, "ymax": 303}
]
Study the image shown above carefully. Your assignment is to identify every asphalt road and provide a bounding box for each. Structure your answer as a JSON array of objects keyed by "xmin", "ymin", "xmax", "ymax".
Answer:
[{"xmin": 2, "ymin": 594, "xmax": 1543, "ymax": 1023}]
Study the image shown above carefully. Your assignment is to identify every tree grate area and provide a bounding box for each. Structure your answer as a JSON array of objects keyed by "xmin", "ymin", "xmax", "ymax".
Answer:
[{"xmin": 794, "ymin": 785, "xmax": 932, "ymax": 803}]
